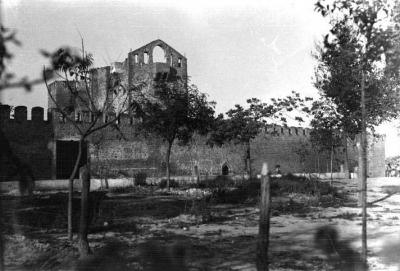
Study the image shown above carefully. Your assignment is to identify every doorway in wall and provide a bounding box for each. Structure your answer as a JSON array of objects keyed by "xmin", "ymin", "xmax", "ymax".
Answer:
[
  {"xmin": 56, "ymin": 140, "xmax": 87, "ymax": 179},
  {"xmin": 222, "ymin": 163, "xmax": 229, "ymax": 176}
]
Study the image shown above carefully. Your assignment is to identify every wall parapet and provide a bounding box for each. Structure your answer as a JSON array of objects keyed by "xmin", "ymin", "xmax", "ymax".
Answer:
[
  {"xmin": 263, "ymin": 124, "xmax": 311, "ymax": 137},
  {"xmin": 0, "ymin": 104, "xmax": 313, "ymax": 138},
  {"xmin": 0, "ymin": 104, "xmax": 51, "ymax": 123}
]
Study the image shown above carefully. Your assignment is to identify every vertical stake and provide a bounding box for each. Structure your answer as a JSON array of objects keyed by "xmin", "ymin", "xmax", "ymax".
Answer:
[
  {"xmin": 257, "ymin": 162, "xmax": 270, "ymax": 271},
  {"xmin": 360, "ymin": 71, "xmax": 368, "ymax": 265}
]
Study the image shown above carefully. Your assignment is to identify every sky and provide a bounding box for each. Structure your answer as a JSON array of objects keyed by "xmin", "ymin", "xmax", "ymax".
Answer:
[{"xmin": 0, "ymin": 0, "xmax": 399, "ymax": 157}]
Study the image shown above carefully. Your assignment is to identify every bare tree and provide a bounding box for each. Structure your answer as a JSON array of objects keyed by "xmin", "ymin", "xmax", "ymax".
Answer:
[{"xmin": 43, "ymin": 41, "xmax": 148, "ymax": 255}]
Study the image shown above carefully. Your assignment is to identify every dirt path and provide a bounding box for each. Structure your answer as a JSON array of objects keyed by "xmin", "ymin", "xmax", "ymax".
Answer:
[{"xmin": 3, "ymin": 177, "xmax": 400, "ymax": 270}]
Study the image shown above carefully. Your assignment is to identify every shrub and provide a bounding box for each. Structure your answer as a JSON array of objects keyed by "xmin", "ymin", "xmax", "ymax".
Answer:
[
  {"xmin": 134, "ymin": 172, "xmax": 147, "ymax": 186},
  {"xmin": 197, "ymin": 175, "xmax": 235, "ymax": 189},
  {"xmin": 208, "ymin": 174, "xmax": 339, "ymax": 204},
  {"xmin": 109, "ymin": 186, "xmax": 134, "ymax": 193},
  {"xmin": 159, "ymin": 178, "xmax": 179, "ymax": 189},
  {"xmin": 270, "ymin": 174, "xmax": 337, "ymax": 196}
]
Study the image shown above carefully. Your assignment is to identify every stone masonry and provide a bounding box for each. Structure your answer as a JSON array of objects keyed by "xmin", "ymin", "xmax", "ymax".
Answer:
[{"xmin": 0, "ymin": 40, "xmax": 386, "ymax": 181}]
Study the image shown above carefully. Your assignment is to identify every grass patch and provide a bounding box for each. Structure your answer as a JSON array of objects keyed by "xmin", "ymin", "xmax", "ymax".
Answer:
[
  {"xmin": 159, "ymin": 179, "xmax": 180, "ymax": 189},
  {"xmin": 204, "ymin": 174, "xmax": 341, "ymax": 205}
]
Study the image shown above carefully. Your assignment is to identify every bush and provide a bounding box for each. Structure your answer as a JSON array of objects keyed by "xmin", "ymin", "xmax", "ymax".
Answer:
[
  {"xmin": 197, "ymin": 175, "xmax": 235, "ymax": 189},
  {"xmin": 134, "ymin": 172, "xmax": 147, "ymax": 186},
  {"xmin": 109, "ymin": 186, "xmax": 135, "ymax": 193},
  {"xmin": 270, "ymin": 174, "xmax": 336, "ymax": 196},
  {"xmin": 208, "ymin": 174, "xmax": 339, "ymax": 204},
  {"xmin": 159, "ymin": 178, "xmax": 179, "ymax": 189}
]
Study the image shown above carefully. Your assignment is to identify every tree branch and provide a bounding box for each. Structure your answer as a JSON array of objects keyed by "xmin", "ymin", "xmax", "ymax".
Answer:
[
  {"xmin": 367, "ymin": 192, "xmax": 397, "ymax": 205},
  {"xmin": 43, "ymin": 67, "xmax": 83, "ymax": 135}
]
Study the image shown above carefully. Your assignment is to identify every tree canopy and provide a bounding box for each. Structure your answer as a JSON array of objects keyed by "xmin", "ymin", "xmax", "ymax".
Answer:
[
  {"xmin": 314, "ymin": 0, "xmax": 400, "ymax": 136},
  {"xmin": 139, "ymin": 78, "xmax": 216, "ymax": 188}
]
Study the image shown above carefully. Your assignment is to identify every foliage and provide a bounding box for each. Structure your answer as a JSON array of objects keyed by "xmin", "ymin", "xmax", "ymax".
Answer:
[
  {"xmin": 315, "ymin": 0, "xmax": 400, "ymax": 263},
  {"xmin": 309, "ymin": 97, "xmax": 343, "ymax": 152},
  {"xmin": 314, "ymin": 0, "xmax": 400, "ymax": 135},
  {"xmin": 159, "ymin": 178, "xmax": 179, "ymax": 189},
  {"xmin": 291, "ymin": 140, "xmax": 314, "ymax": 172},
  {"xmin": 208, "ymin": 93, "xmax": 310, "ymax": 175},
  {"xmin": 270, "ymin": 91, "xmax": 314, "ymax": 124},
  {"xmin": 139, "ymin": 78, "xmax": 216, "ymax": 188},
  {"xmin": 222, "ymin": 98, "xmax": 276, "ymax": 144},
  {"xmin": 386, "ymin": 155, "xmax": 400, "ymax": 165},
  {"xmin": 43, "ymin": 44, "xmax": 147, "ymax": 139},
  {"xmin": 42, "ymin": 41, "xmax": 150, "ymax": 248},
  {"xmin": 205, "ymin": 175, "xmax": 339, "ymax": 205},
  {"xmin": 134, "ymin": 172, "xmax": 147, "ymax": 186},
  {"xmin": 207, "ymin": 98, "xmax": 275, "ymax": 175},
  {"xmin": 209, "ymin": 94, "xmax": 310, "ymax": 146},
  {"xmin": 140, "ymin": 79, "xmax": 216, "ymax": 144},
  {"xmin": 209, "ymin": 99, "xmax": 267, "ymax": 147}
]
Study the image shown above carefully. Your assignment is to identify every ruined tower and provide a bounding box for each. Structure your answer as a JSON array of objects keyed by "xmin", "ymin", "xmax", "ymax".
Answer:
[{"xmin": 48, "ymin": 39, "xmax": 187, "ymax": 112}]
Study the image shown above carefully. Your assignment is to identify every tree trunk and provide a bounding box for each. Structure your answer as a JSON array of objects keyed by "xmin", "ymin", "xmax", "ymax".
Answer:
[
  {"xmin": 343, "ymin": 134, "xmax": 350, "ymax": 179},
  {"xmin": 68, "ymin": 138, "xmax": 83, "ymax": 241},
  {"xmin": 330, "ymin": 145, "xmax": 334, "ymax": 186},
  {"xmin": 246, "ymin": 141, "xmax": 252, "ymax": 178},
  {"xmin": 0, "ymin": 197, "xmax": 4, "ymax": 271},
  {"xmin": 360, "ymin": 71, "xmax": 368, "ymax": 265},
  {"xmin": 166, "ymin": 141, "xmax": 173, "ymax": 190},
  {"xmin": 257, "ymin": 163, "xmax": 270, "ymax": 271},
  {"xmin": 78, "ymin": 164, "xmax": 91, "ymax": 257},
  {"xmin": 104, "ymin": 177, "xmax": 109, "ymax": 190},
  {"xmin": 357, "ymin": 138, "xmax": 362, "ymax": 205}
]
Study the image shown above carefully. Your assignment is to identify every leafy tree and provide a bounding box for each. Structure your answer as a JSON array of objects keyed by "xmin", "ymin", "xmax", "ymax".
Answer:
[
  {"xmin": 209, "ymin": 99, "xmax": 276, "ymax": 177},
  {"xmin": 309, "ymin": 97, "xmax": 344, "ymax": 179},
  {"xmin": 43, "ymin": 43, "xmax": 147, "ymax": 255},
  {"xmin": 208, "ymin": 94, "xmax": 309, "ymax": 178},
  {"xmin": 315, "ymin": 0, "xmax": 400, "ymax": 265},
  {"xmin": 139, "ymin": 79, "xmax": 215, "ymax": 189}
]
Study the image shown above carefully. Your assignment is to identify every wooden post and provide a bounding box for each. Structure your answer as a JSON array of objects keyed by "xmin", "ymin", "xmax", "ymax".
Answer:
[
  {"xmin": 330, "ymin": 145, "xmax": 333, "ymax": 186},
  {"xmin": 257, "ymin": 163, "xmax": 270, "ymax": 271},
  {"xmin": 0, "ymin": 196, "xmax": 4, "ymax": 271},
  {"xmin": 78, "ymin": 164, "xmax": 91, "ymax": 257},
  {"xmin": 360, "ymin": 71, "xmax": 368, "ymax": 265}
]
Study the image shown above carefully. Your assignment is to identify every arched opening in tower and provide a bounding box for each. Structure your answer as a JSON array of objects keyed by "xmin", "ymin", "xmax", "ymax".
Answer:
[
  {"xmin": 222, "ymin": 164, "xmax": 229, "ymax": 176},
  {"xmin": 153, "ymin": 45, "xmax": 166, "ymax": 63}
]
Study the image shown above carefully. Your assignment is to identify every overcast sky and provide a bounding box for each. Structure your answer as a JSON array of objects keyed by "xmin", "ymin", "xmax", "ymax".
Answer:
[
  {"xmin": 1, "ymin": 0, "xmax": 398, "ymax": 156},
  {"xmin": 0, "ymin": 0, "xmax": 328, "ymax": 112}
]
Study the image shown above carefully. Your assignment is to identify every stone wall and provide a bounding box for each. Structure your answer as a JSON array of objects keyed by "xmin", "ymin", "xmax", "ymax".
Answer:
[
  {"xmin": 0, "ymin": 104, "xmax": 386, "ymax": 180},
  {"xmin": 2, "ymin": 39, "xmax": 386, "ymax": 181},
  {"xmin": 0, "ymin": 105, "xmax": 54, "ymax": 181}
]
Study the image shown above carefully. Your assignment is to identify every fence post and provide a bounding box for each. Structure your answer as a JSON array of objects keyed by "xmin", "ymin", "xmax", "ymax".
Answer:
[{"xmin": 257, "ymin": 162, "xmax": 271, "ymax": 271}]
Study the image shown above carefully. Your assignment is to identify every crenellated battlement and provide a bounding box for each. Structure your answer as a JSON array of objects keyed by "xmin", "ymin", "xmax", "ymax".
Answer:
[
  {"xmin": 0, "ymin": 104, "xmax": 52, "ymax": 123},
  {"xmin": 0, "ymin": 38, "xmax": 386, "ymax": 181},
  {"xmin": 263, "ymin": 124, "xmax": 311, "ymax": 137},
  {"xmin": 0, "ymin": 104, "xmax": 311, "ymax": 139}
]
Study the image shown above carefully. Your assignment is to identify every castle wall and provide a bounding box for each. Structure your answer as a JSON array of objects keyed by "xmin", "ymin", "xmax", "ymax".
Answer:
[
  {"xmin": 346, "ymin": 136, "xmax": 386, "ymax": 178},
  {"xmin": 85, "ymin": 125, "xmax": 352, "ymax": 178},
  {"xmin": 3, "ymin": 40, "xmax": 386, "ymax": 181},
  {"xmin": 368, "ymin": 137, "xmax": 385, "ymax": 177},
  {"xmin": 0, "ymin": 105, "xmax": 54, "ymax": 181},
  {"xmin": 48, "ymin": 81, "xmax": 73, "ymax": 110},
  {"xmin": 0, "ymin": 104, "xmax": 386, "ymax": 180}
]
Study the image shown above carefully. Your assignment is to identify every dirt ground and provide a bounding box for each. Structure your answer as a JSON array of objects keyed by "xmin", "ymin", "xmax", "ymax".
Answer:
[{"xmin": 2, "ymin": 177, "xmax": 400, "ymax": 270}]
